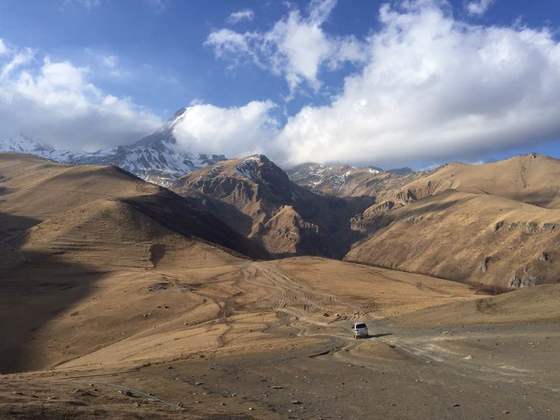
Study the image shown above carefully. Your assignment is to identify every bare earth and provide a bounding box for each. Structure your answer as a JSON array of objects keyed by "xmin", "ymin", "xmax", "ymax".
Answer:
[
  {"xmin": 2, "ymin": 255, "xmax": 560, "ymax": 419},
  {"xmin": 347, "ymin": 155, "xmax": 560, "ymax": 289},
  {"xmin": 2, "ymin": 154, "xmax": 560, "ymax": 419}
]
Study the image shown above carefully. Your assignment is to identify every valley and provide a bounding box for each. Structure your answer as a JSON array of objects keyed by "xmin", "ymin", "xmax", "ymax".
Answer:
[
  {"xmin": 1, "ymin": 152, "xmax": 560, "ymax": 419},
  {"xmin": 3, "ymin": 1, "xmax": 560, "ymax": 418}
]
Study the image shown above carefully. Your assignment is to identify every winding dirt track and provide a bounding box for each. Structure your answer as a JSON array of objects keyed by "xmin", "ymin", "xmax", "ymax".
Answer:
[{"xmin": 2, "ymin": 257, "xmax": 560, "ymax": 419}]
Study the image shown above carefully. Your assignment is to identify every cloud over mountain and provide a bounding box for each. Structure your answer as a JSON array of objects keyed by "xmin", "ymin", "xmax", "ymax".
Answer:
[
  {"xmin": 3, "ymin": 0, "xmax": 560, "ymax": 169},
  {"xmin": 0, "ymin": 41, "xmax": 162, "ymax": 151},
  {"xmin": 200, "ymin": 0, "xmax": 560, "ymax": 167},
  {"xmin": 172, "ymin": 101, "xmax": 278, "ymax": 157}
]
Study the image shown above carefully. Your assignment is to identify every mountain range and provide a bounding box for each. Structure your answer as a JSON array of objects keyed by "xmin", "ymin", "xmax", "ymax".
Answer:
[
  {"xmin": 174, "ymin": 154, "xmax": 372, "ymax": 258},
  {"xmin": 2, "ymin": 150, "xmax": 560, "ymax": 418},
  {"xmin": 0, "ymin": 109, "xmax": 226, "ymax": 186},
  {"xmin": 2, "ymin": 110, "xmax": 560, "ymax": 291}
]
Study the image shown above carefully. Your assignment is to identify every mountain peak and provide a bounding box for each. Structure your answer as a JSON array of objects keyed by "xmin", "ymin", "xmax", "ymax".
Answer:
[
  {"xmin": 0, "ymin": 119, "xmax": 227, "ymax": 187},
  {"xmin": 235, "ymin": 154, "xmax": 287, "ymax": 183},
  {"xmin": 0, "ymin": 134, "xmax": 55, "ymax": 155}
]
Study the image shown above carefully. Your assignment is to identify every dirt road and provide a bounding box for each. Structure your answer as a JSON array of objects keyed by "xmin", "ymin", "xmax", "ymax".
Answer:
[{"xmin": 1, "ymin": 258, "xmax": 559, "ymax": 419}]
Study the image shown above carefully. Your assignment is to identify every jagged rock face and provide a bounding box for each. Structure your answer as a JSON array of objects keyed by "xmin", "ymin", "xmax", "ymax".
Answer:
[
  {"xmin": 287, "ymin": 162, "xmax": 416, "ymax": 198},
  {"xmin": 351, "ymin": 200, "xmax": 396, "ymax": 235},
  {"xmin": 174, "ymin": 155, "xmax": 371, "ymax": 258},
  {"xmin": 346, "ymin": 154, "xmax": 560, "ymax": 289}
]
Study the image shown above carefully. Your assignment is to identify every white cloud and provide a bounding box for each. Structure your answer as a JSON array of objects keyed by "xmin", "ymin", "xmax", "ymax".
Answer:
[
  {"xmin": 0, "ymin": 41, "xmax": 162, "ymax": 151},
  {"xmin": 0, "ymin": 48, "xmax": 35, "ymax": 79},
  {"xmin": 206, "ymin": 0, "xmax": 366, "ymax": 93},
  {"xmin": 172, "ymin": 101, "xmax": 278, "ymax": 157},
  {"xmin": 205, "ymin": 29, "xmax": 252, "ymax": 63},
  {"xmin": 62, "ymin": 0, "xmax": 101, "ymax": 9},
  {"xmin": 227, "ymin": 9, "xmax": 255, "ymax": 24},
  {"xmin": 272, "ymin": 0, "xmax": 560, "ymax": 167},
  {"xmin": 466, "ymin": 0, "xmax": 495, "ymax": 16},
  {"xmin": 144, "ymin": 0, "xmax": 168, "ymax": 13},
  {"xmin": 100, "ymin": 54, "xmax": 118, "ymax": 69},
  {"xmin": 83, "ymin": 49, "xmax": 127, "ymax": 79},
  {"xmin": 0, "ymin": 39, "xmax": 8, "ymax": 56}
]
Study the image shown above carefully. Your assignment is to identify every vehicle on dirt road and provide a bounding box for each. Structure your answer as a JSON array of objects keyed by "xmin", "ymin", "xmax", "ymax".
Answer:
[{"xmin": 352, "ymin": 321, "xmax": 369, "ymax": 339}]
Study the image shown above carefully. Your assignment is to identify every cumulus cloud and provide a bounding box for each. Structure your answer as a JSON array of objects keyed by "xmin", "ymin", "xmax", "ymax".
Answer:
[
  {"xmin": 227, "ymin": 9, "xmax": 255, "ymax": 24},
  {"xmin": 206, "ymin": 0, "xmax": 366, "ymax": 92},
  {"xmin": 0, "ymin": 48, "xmax": 35, "ymax": 79},
  {"xmin": 270, "ymin": 0, "xmax": 560, "ymax": 167},
  {"xmin": 205, "ymin": 29, "xmax": 253, "ymax": 66},
  {"xmin": 0, "ymin": 41, "xmax": 162, "ymax": 151},
  {"xmin": 83, "ymin": 49, "xmax": 127, "ymax": 79},
  {"xmin": 172, "ymin": 101, "xmax": 278, "ymax": 157},
  {"xmin": 466, "ymin": 0, "xmax": 495, "ymax": 16}
]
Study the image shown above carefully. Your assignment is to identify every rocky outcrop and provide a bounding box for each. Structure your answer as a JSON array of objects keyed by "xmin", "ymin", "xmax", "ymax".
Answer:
[
  {"xmin": 174, "ymin": 155, "xmax": 371, "ymax": 258},
  {"xmin": 346, "ymin": 189, "xmax": 560, "ymax": 289},
  {"xmin": 287, "ymin": 162, "xmax": 417, "ymax": 198}
]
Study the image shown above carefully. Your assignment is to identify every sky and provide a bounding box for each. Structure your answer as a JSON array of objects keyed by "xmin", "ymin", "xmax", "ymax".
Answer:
[{"xmin": 1, "ymin": 0, "xmax": 560, "ymax": 169}]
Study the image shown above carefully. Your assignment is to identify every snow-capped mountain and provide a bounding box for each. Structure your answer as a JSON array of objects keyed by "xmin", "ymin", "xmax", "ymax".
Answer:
[
  {"xmin": 286, "ymin": 162, "xmax": 416, "ymax": 197},
  {"xmin": 0, "ymin": 135, "xmax": 56, "ymax": 158},
  {"xmin": 287, "ymin": 163, "xmax": 382, "ymax": 196},
  {"xmin": 69, "ymin": 110, "xmax": 227, "ymax": 186},
  {"xmin": 0, "ymin": 109, "xmax": 226, "ymax": 187}
]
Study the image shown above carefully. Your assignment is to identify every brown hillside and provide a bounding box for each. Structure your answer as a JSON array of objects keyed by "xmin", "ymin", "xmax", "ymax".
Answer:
[
  {"xmin": 174, "ymin": 155, "xmax": 370, "ymax": 258},
  {"xmin": 0, "ymin": 153, "xmax": 262, "ymax": 373},
  {"xmin": 0, "ymin": 153, "xmax": 264, "ymax": 259},
  {"xmin": 401, "ymin": 154, "xmax": 560, "ymax": 208},
  {"xmin": 346, "ymin": 190, "xmax": 560, "ymax": 288}
]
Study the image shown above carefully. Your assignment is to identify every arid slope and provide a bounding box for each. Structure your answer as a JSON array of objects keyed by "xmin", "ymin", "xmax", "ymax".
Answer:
[
  {"xmin": 0, "ymin": 153, "xmax": 263, "ymax": 372},
  {"xmin": 347, "ymin": 155, "xmax": 560, "ymax": 288},
  {"xmin": 0, "ymin": 153, "xmax": 263, "ymax": 258},
  {"xmin": 174, "ymin": 155, "xmax": 370, "ymax": 258},
  {"xmin": 2, "ymin": 155, "xmax": 560, "ymax": 419},
  {"xmin": 401, "ymin": 154, "xmax": 560, "ymax": 208}
]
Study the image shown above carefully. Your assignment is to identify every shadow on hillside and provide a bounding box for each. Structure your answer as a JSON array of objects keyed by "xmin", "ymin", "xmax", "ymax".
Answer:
[
  {"xmin": 0, "ymin": 212, "xmax": 106, "ymax": 374},
  {"xmin": 186, "ymin": 192, "xmax": 255, "ymax": 238},
  {"xmin": 292, "ymin": 194, "xmax": 375, "ymax": 259},
  {"xmin": 121, "ymin": 191, "xmax": 269, "ymax": 260},
  {"xmin": 372, "ymin": 193, "xmax": 467, "ymax": 233},
  {"xmin": 0, "ymin": 212, "xmax": 38, "ymax": 240}
]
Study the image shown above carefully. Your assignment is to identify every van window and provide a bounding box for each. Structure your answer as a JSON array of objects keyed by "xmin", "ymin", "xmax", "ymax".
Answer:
[{"xmin": 355, "ymin": 323, "xmax": 366, "ymax": 329}]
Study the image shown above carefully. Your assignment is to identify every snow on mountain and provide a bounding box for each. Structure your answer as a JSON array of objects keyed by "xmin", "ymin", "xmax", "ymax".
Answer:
[
  {"xmin": 288, "ymin": 162, "xmax": 382, "ymax": 189},
  {"xmin": 68, "ymin": 125, "xmax": 226, "ymax": 186},
  {"xmin": 0, "ymin": 134, "xmax": 56, "ymax": 157},
  {"xmin": 235, "ymin": 155, "xmax": 267, "ymax": 181},
  {"xmin": 286, "ymin": 162, "xmax": 417, "ymax": 198},
  {"xmin": 0, "ymin": 110, "xmax": 226, "ymax": 187}
]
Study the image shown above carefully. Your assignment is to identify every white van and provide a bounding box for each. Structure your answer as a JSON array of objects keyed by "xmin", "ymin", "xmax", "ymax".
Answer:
[{"xmin": 352, "ymin": 321, "xmax": 369, "ymax": 339}]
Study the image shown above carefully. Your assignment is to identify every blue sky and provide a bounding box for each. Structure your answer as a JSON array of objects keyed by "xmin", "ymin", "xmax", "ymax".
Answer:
[
  {"xmin": 0, "ymin": 0, "xmax": 379, "ymax": 115},
  {"xmin": 1, "ymin": 0, "xmax": 560, "ymax": 168}
]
